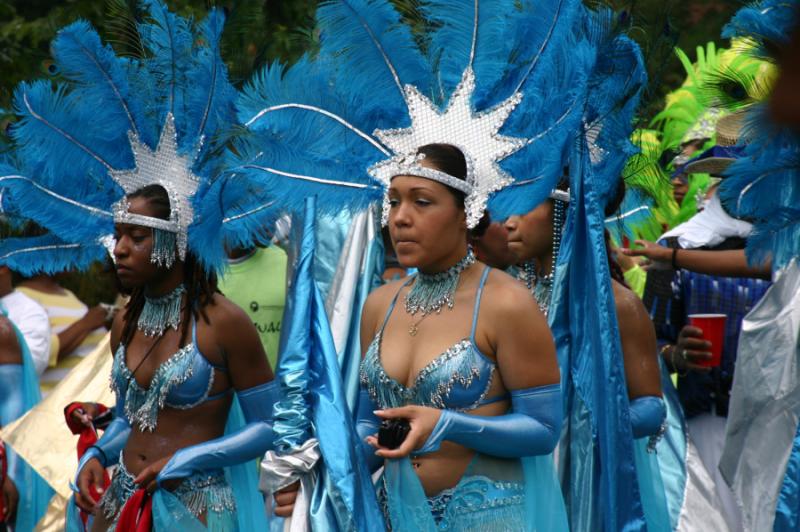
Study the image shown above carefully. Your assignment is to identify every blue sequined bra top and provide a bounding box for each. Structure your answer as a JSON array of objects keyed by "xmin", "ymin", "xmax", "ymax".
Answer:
[
  {"xmin": 360, "ymin": 266, "xmax": 508, "ymax": 411},
  {"xmin": 111, "ymin": 319, "xmax": 231, "ymax": 432}
]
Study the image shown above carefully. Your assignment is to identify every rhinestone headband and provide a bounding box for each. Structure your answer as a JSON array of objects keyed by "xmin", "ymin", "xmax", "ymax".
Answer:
[{"xmin": 112, "ymin": 199, "xmax": 179, "ymax": 233}]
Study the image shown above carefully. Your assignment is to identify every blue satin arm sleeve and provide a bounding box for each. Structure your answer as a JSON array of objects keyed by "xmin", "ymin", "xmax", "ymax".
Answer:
[
  {"xmin": 629, "ymin": 396, "xmax": 666, "ymax": 439},
  {"xmin": 417, "ymin": 383, "xmax": 563, "ymax": 457},
  {"xmin": 157, "ymin": 380, "xmax": 279, "ymax": 483},
  {"xmin": 355, "ymin": 388, "xmax": 382, "ymax": 472},
  {"xmin": 0, "ymin": 365, "xmax": 25, "ymax": 481},
  {"xmin": 75, "ymin": 397, "xmax": 131, "ymax": 484}
]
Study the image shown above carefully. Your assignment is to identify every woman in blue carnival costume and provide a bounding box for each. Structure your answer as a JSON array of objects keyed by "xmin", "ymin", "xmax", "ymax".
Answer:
[
  {"xmin": 0, "ymin": 305, "xmax": 53, "ymax": 531},
  {"xmin": 229, "ymin": 0, "xmax": 595, "ymax": 528},
  {"xmin": 0, "ymin": 1, "xmax": 294, "ymax": 529}
]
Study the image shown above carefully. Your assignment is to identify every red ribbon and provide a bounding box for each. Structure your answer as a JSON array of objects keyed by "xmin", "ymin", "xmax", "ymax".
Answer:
[{"xmin": 115, "ymin": 489, "xmax": 153, "ymax": 532}]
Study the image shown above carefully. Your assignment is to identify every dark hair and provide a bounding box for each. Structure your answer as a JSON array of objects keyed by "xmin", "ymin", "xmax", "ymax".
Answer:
[
  {"xmin": 119, "ymin": 184, "xmax": 218, "ymax": 347},
  {"xmin": 416, "ymin": 144, "xmax": 491, "ymax": 237}
]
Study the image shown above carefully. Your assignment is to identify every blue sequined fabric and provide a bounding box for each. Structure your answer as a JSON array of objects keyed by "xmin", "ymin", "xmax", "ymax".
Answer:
[
  {"xmin": 360, "ymin": 333, "xmax": 495, "ymax": 411},
  {"xmin": 360, "ymin": 266, "xmax": 498, "ymax": 411},
  {"xmin": 99, "ymin": 457, "xmax": 235, "ymax": 529},
  {"xmin": 110, "ymin": 341, "xmax": 210, "ymax": 432}
]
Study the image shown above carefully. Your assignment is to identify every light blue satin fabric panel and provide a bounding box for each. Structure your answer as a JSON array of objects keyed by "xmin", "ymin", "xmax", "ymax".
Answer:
[
  {"xmin": 551, "ymin": 144, "xmax": 645, "ymax": 531},
  {"xmin": 775, "ymin": 423, "xmax": 800, "ymax": 531},
  {"xmin": 274, "ymin": 197, "xmax": 384, "ymax": 530},
  {"xmin": 655, "ymin": 358, "xmax": 688, "ymax": 530},
  {"xmin": 634, "ymin": 437, "xmax": 671, "ymax": 532},
  {"xmin": 338, "ymin": 226, "xmax": 384, "ymax": 413},
  {"xmin": 0, "ymin": 306, "xmax": 54, "ymax": 532},
  {"xmin": 309, "ymin": 284, "xmax": 385, "ymax": 530}
]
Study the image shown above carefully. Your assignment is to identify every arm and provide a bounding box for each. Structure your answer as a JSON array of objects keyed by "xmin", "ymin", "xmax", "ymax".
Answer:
[
  {"xmin": 153, "ymin": 300, "xmax": 277, "ymax": 488},
  {"xmin": 55, "ymin": 306, "xmax": 107, "ymax": 361},
  {"xmin": 613, "ymin": 282, "xmax": 665, "ymax": 438},
  {"xmin": 374, "ymin": 278, "xmax": 563, "ymax": 459},
  {"xmin": 622, "ymin": 240, "xmax": 771, "ymax": 280}
]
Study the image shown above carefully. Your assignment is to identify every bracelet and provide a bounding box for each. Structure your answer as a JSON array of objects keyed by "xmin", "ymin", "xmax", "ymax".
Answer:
[
  {"xmin": 88, "ymin": 445, "xmax": 108, "ymax": 468},
  {"xmin": 671, "ymin": 247, "xmax": 680, "ymax": 270}
]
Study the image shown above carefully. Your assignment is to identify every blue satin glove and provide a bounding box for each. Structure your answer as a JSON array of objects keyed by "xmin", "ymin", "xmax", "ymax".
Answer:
[
  {"xmin": 0, "ymin": 365, "xmax": 25, "ymax": 481},
  {"xmin": 74, "ymin": 400, "xmax": 131, "ymax": 486},
  {"xmin": 157, "ymin": 380, "xmax": 280, "ymax": 484},
  {"xmin": 354, "ymin": 388, "xmax": 382, "ymax": 472},
  {"xmin": 629, "ymin": 396, "xmax": 666, "ymax": 439},
  {"xmin": 417, "ymin": 383, "xmax": 563, "ymax": 457}
]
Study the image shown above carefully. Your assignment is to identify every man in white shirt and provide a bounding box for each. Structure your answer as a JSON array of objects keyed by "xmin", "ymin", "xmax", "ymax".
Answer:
[{"xmin": 0, "ymin": 265, "xmax": 51, "ymax": 375}]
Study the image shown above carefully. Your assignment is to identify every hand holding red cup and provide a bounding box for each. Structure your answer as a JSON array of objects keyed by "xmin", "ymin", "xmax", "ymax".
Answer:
[{"xmin": 687, "ymin": 314, "xmax": 727, "ymax": 368}]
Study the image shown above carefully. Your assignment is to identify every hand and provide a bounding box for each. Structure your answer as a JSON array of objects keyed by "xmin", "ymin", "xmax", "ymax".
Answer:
[
  {"xmin": 621, "ymin": 240, "xmax": 672, "ymax": 265},
  {"xmin": 71, "ymin": 402, "xmax": 100, "ymax": 428},
  {"xmin": 2, "ymin": 474, "xmax": 18, "ymax": 523},
  {"xmin": 273, "ymin": 480, "xmax": 300, "ymax": 518},
  {"xmin": 83, "ymin": 305, "xmax": 109, "ymax": 330},
  {"xmin": 367, "ymin": 405, "xmax": 442, "ymax": 459},
  {"xmin": 133, "ymin": 455, "xmax": 178, "ymax": 494},
  {"xmin": 610, "ymin": 241, "xmax": 636, "ymax": 272},
  {"xmin": 671, "ymin": 326, "xmax": 713, "ymax": 373},
  {"xmin": 75, "ymin": 457, "xmax": 105, "ymax": 513}
]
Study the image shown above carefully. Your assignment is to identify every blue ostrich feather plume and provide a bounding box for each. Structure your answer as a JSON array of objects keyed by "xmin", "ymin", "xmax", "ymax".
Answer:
[
  {"xmin": 138, "ymin": 0, "xmax": 194, "ymax": 143},
  {"xmin": 0, "ymin": 234, "xmax": 108, "ymax": 276},
  {"xmin": 723, "ymin": 0, "xmax": 799, "ymax": 61},
  {"xmin": 184, "ymin": 8, "xmax": 237, "ymax": 158},
  {"xmin": 317, "ymin": 0, "xmax": 430, "ymax": 122},
  {"xmin": 51, "ymin": 20, "xmax": 147, "ymax": 143}
]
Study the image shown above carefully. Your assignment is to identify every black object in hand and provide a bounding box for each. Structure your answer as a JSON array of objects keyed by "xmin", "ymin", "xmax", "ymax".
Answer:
[
  {"xmin": 92, "ymin": 409, "xmax": 114, "ymax": 430},
  {"xmin": 378, "ymin": 418, "xmax": 410, "ymax": 449}
]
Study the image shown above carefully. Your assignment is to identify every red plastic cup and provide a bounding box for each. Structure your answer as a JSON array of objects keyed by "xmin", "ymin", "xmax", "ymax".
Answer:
[{"xmin": 687, "ymin": 314, "xmax": 727, "ymax": 368}]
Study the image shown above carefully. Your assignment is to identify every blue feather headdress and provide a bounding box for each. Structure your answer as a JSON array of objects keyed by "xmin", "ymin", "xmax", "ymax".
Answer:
[
  {"xmin": 0, "ymin": 0, "xmax": 241, "ymax": 274},
  {"xmin": 718, "ymin": 0, "xmax": 800, "ymax": 272},
  {"xmin": 230, "ymin": 0, "xmax": 590, "ymax": 228}
]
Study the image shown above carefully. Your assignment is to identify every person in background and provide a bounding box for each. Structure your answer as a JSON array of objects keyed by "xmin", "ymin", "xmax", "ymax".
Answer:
[
  {"xmin": 17, "ymin": 273, "xmax": 112, "ymax": 396},
  {"xmin": 0, "ymin": 265, "xmax": 50, "ymax": 375},
  {"xmin": 470, "ymin": 221, "xmax": 519, "ymax": 271},
  {"xmin": 219, "ymin": 243, "xmax": 288, "ymax": 369}
]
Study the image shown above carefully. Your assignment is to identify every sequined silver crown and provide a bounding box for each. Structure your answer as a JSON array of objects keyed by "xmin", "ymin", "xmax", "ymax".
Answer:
[
  {"xmin": 110, "ymin": 113, "xmax": 201, "ymax": 260},
  {"xmin": 368, "ymin": 67, "xmax": 528, "ymax": 228}
]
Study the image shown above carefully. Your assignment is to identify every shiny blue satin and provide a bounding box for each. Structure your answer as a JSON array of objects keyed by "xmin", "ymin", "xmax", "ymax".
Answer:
[
  {"xmin": 655, "ymin": 358, "xmax": 689, "ymax": 530},
  {"xmin": 775, "ymin": 422, "xmax": 800, "ymax": 530},
  {"xmin": 355, "ymin": 388, "xmax": 382, "ymax": 472},
  {"xmin": 630, "ymin": 396, "xmax": 667, "ymax": 439},
  {"xmin": 634, "ymin": 438, "xmax": 671, "ymax": 532},
  {"xmin": 274, "ymin": 197, "xmax": 384, "ymax": 530},
  {"xmin": 417, "ymin": 383, "xmax": 562, "ymax": 456},
  {"xmin": 0, "ymin": 309, "xmax": 53, "ymax": 532},
  {"xmin": 551, "ymin": 143, "xmax": 645, "ymax": 530}
]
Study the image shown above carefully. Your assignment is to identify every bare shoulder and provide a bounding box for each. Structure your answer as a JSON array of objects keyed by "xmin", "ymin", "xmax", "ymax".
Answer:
[
  {"xmin": 612, "ymin": 280, "xmax": 649, "ymax": 326},
  {"xmin": 481, "ymin": 268, "xmax": 540, "ymax": 318},
  {"xmin": 205, "ymin": 292, "xmax": 253, "ymax": 330},
  {"xmin": 363, "ymin": 277, "xmax": 407, "ymax": 317}
]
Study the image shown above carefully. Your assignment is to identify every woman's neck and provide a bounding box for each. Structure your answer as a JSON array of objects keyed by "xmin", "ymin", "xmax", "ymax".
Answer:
[
  {"xmin": 532, "ymin": 248, "xmax": 554, "ymax": 278},
  {"xmin": 418, "ymin": 244, "xmax": 470, "ymax": 275},
  {"xmin": 144, "ymin": 266, "xmax": 185, "ymax": 298}
]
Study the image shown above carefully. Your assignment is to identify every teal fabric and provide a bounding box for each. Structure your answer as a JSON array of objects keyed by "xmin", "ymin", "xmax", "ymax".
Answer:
[{"xmin": 0, "ymin": 304, "xmax": 54, "ymax": 532}]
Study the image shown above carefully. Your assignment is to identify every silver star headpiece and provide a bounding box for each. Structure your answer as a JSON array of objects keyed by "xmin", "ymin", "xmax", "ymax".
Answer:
[
  {"xmin": 110, "ymin": 113, "xmax": 201, "ymax": 260},
  {"xmin": 368, "ymin": 67, "xmax": 528, "ymax": 228}
]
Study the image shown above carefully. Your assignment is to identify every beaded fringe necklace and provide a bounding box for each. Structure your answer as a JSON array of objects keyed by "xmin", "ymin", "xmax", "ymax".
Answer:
[
  {"xmin": 138, "ymin": 284, "xmax": 186, "ymax": 337},
  {"xmin": 404, "ymin": 247, "xmax": 476, "ymax": 321}
]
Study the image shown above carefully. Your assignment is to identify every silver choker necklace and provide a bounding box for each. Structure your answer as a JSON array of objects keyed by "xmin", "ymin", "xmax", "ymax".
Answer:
[
  {"xmin": 138, "ymin": 284, "xmax": 185, "ymax": 337},
  {"xmin": 405, "ymin": 247, "xmax": 476, "ymax": 317}
]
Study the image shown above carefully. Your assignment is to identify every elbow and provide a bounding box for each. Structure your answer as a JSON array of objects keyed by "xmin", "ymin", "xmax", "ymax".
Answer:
[{"xmin": 629, "ymin": 396, "xmax": 666, "ymax": 439}]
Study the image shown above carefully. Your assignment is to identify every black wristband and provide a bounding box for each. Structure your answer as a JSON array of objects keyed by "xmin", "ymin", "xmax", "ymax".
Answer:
[
  {"xmin": 671, "ymin": 247, "xmax": 679, "ymax": 270},
  {"xmin": 88, "ymin": 445, "xmax": 108, "ymax": 467}
]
